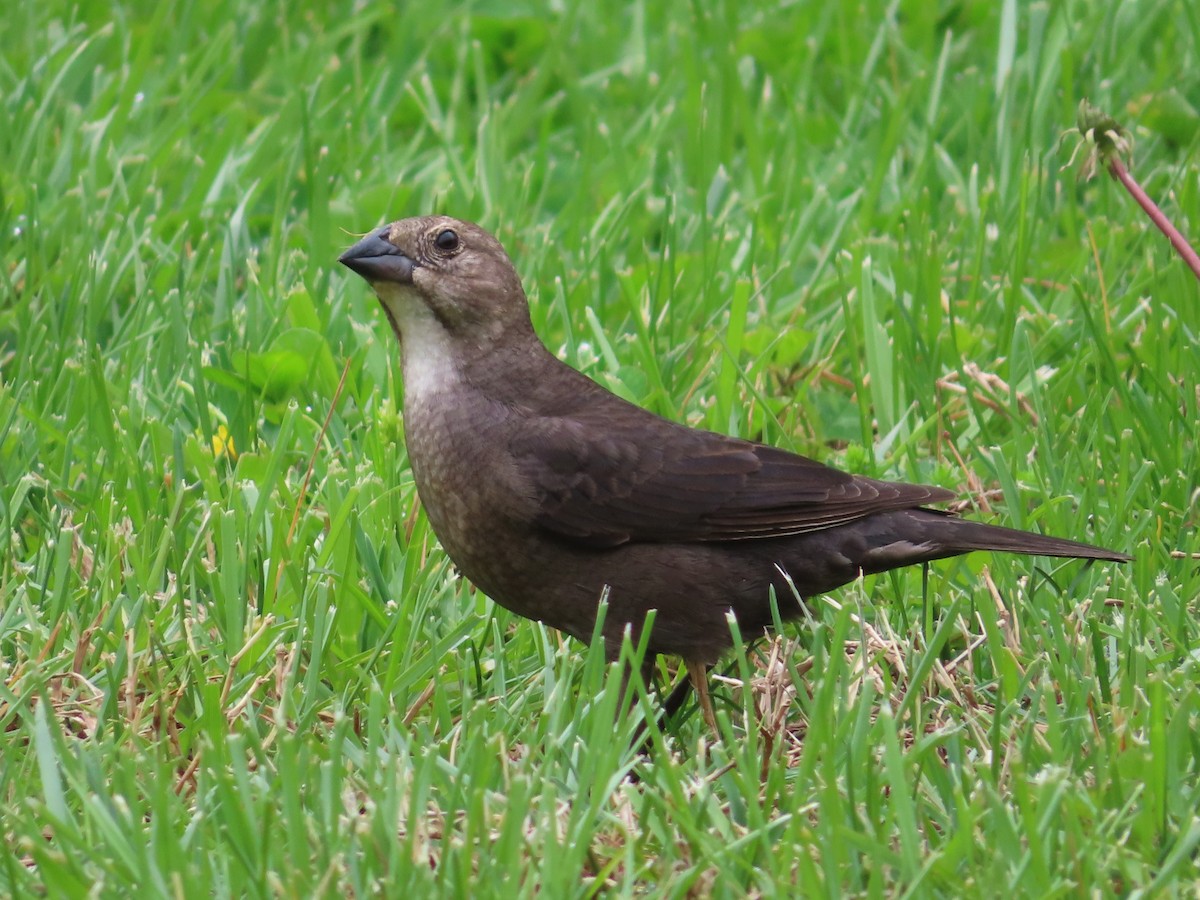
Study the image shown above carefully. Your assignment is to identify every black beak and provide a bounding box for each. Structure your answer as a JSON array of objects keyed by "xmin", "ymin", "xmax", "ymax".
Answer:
[{"xmin": 338, "ymin": 228, "xmax": 417, "ymax": 283}]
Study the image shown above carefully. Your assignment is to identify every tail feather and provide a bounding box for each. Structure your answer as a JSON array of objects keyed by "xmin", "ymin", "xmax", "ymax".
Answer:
[
  {"xmin": 936, "ymin": 518, "xmax": 1132, "ymax": 561},
  {"xmin": 857, "ymin": 509, "xmax": 1133, "ymax": 572},
  {"xmin": 921, "ymin": 511, "xmax": 1131, "ymax": 562}
]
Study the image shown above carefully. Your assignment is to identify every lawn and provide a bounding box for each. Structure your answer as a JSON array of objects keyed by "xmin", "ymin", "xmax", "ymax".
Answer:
[{"xmin": 3, "ymin": 0, "xmax": 1198, "ymax": 895}]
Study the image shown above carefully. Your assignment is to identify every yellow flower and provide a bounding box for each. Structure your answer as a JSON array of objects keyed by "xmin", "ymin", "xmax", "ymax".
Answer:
[{"xmin": 211, "ymin": 424, "xmax": 237, "ymax": 459}]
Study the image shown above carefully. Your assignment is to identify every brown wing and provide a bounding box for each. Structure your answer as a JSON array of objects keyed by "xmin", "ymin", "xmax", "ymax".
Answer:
[{"xmin": 509, "ymin": 413, "xmax": 955, "ymax": 548}]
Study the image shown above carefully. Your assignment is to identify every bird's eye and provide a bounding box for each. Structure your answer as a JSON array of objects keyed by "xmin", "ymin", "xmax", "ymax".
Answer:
[{"xmin": 434, "ymin": 229, "xmax": 460, "ymax": 252}]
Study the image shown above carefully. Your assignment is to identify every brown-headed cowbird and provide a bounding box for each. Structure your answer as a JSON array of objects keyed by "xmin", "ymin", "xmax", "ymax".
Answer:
[{"xmin": 339, "ymin": 216, "xmax": 1130, "ymax": 727}]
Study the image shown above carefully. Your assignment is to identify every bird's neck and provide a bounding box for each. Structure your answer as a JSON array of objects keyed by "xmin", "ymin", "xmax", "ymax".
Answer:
[
  {"xmin": 395, "ymin": 304, "xmax": 464, "ymax": 411},
  {"xmin": 396, "ymin": 307, "xmax": 568, "ymax": 414}
]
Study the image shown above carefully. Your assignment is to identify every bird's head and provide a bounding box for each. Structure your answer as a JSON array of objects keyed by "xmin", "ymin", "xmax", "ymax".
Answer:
[{"xmin": 338, "ymin": 216, "xmax": 532, "ymax": 346}]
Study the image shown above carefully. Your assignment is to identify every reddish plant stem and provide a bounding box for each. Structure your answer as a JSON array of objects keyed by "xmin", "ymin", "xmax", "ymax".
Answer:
[{"xmin": 1108, "ymin": 156, "xmax": 1200, "ymax": 283}]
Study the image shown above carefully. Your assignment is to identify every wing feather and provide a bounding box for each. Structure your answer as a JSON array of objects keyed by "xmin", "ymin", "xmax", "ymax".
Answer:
[{"xmin": 510, "ymin": 413, "xmax": 954, "ymax": 548}]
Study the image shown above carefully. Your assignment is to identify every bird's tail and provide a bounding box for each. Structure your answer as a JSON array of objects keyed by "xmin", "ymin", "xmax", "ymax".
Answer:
[
  {"xmin": 916, "ymin": 510, "xmax": 1131, "ymax": 562},
  {"xmin": 855, "ymin": 509, "xmax": 1132, "ymax": 571}
]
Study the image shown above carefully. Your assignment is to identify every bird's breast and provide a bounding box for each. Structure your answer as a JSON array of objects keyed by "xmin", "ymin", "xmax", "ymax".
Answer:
[{"xmin": 402, "ymin": 382, "xmax": 539, "ymax": 596}]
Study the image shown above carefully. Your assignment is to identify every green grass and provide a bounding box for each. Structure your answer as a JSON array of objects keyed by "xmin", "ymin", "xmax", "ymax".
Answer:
[{"xmin": 3, "ymin": 0, "xmax": 1199, "ymax": 895}]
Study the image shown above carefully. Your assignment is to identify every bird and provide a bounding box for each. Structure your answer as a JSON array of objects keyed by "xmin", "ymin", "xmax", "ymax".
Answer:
[{"xmin": 338, "ymin": 215, "xmax": 1131, "ymax": 729}]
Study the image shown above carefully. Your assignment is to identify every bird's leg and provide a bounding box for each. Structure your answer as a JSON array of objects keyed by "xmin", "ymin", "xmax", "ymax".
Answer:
[
  {"xmin": 659, "ymin": 668, "xmax": 694, "ymax": 722},
  {"xmin": 686, "ymin": 659, "xmax": 718, "ymax": 733}
]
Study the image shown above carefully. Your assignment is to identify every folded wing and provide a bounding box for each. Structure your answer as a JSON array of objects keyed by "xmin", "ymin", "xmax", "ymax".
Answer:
[{"xmin": 510, "ymin": 414, "xmax": 955, "ymax": 548}]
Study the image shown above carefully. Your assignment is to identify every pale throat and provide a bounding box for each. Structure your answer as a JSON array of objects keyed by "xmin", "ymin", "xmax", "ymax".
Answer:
[{"xmin": 374, "ymin": 282, "xmax": 462, "ymax": 407}]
